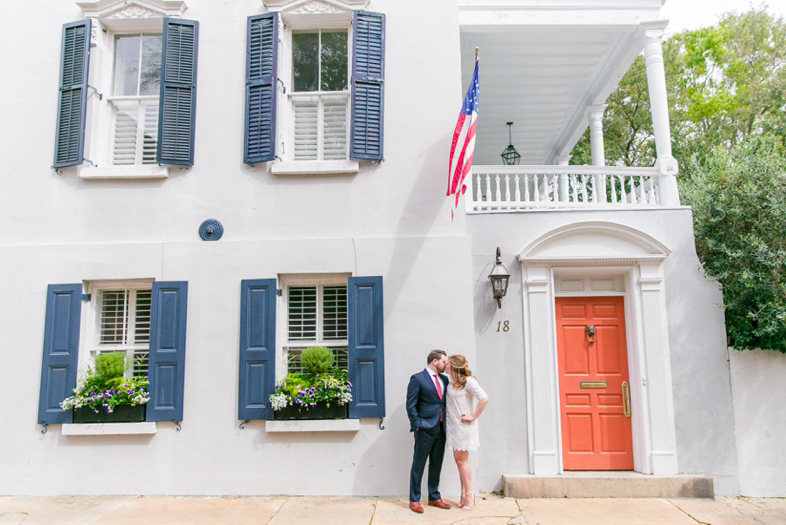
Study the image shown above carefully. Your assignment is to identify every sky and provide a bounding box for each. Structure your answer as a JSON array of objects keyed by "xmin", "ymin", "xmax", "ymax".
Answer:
[{"xmin": 661, "ymin": 0, "xmax": 786, "ymax": 34}]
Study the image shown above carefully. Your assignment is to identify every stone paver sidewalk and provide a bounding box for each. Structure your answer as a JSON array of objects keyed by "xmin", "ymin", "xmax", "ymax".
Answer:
[{"xmin": 0, "ymin": 494, "xmax": 784, "ymax": 524}]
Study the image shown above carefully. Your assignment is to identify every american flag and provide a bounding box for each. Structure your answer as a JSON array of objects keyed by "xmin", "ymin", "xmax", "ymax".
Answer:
[{"xmin": 447, "ymin": 60, "xmax": 479, "ymax": 219}]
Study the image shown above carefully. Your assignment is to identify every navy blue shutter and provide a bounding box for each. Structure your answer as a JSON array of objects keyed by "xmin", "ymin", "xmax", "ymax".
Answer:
[
  {"xmin": 348, "ymin": 276, "xmax": 385, "ymax": 418},
  {"xmin": 157, "ymin": 19, "xmax": 199, "ymax": 166},
  {"xmin": 238, "ymin": 279, "xmax": 277, "ymax": 420},
  {"xmin": 146, "ymin": 281, "xmax": 188, "ymax": 422},
  {"xmin": 350, "ymin": 11, "xmax": 385, "ymax": 161},
  {"xmin": 53, "ymin": 20, "xmax": 91, "ymax": 168},
  {"xmin": 244, "ymin": 14, "xmax": 278, "ymax": 164},
  {"xmin": 38, "ymin": 284, "xmax": 82, "ymax": 425}
]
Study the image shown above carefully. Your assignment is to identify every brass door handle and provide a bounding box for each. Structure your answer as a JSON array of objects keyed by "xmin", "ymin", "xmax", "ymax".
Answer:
[{"xmin": 622, "ymin": 381, "xmax": 631, "ymax": 418}]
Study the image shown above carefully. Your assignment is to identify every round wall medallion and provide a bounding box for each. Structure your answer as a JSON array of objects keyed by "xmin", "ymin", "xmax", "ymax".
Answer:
[{"xmin": 199, "ymin": 219, "xmax": 224, "ymax": 241}]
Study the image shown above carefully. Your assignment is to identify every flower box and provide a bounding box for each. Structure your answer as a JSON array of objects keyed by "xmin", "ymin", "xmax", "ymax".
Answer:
[
  {"xmin": 73, "ymin": 404, "xmax": 146, "ymax": 424},
  {"xmin": 274, "ymin": 402, "xmax": 348, "ymax": 420}
]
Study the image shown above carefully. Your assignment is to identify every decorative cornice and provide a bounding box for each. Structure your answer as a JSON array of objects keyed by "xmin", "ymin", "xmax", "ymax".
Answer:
[
  {"xmin": 520, "ymin": 256, "xmax": 666, "ymax": 267},
  {"xmin": 107, "ymin": 6, "xmax": 159, "ymax": 18},
  {"xmin": 292, "ymin": 1, "xmax": 341, "ymax": 14},
  {"xmin": 264, "ymin": 0, "xmax": 367, "ymax": 7}
]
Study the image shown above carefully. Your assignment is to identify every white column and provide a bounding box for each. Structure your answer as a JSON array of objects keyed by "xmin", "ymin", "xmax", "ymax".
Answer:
[
  {"xmin": 555, "ymin": 155, "xmax": 570, "ymax": 202},
  {"xmin": 643, "ymin": 27, "xmax": 680, "ymax": 206},
  {"xmin": 522, "ymin": 264, "xmax": 560, "ymax": 475},
  {"xmin": 638, "ymin": 264, "xmax": 679, "ymax": 475},
  {"xmin": 587, "ymin": 105, "xmax": 607, "ymax": 202}
]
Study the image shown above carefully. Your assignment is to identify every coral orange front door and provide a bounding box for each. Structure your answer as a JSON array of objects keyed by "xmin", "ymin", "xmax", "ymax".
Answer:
[{"xmin": 556, "ymin": 296, "xmax": 633, "ymax": 470}]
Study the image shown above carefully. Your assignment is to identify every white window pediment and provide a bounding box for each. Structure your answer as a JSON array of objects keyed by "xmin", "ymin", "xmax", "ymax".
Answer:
[
  {"xmin": 77, "ymin": 0, "xmax": 186, "ymax": 31},
  {"xmin": 265, "ymin": 0, "xmax": 365, "ymax": 27}
]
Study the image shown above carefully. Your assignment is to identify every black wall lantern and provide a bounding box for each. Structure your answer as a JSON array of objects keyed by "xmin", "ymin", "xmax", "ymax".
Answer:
[
  {"xmin": 501, "ymin": 122, "xmax": 521, "ymax": 165},
  {"xmin": 488, "ymin": 247, "xmax": 510, "ymax": 308}
]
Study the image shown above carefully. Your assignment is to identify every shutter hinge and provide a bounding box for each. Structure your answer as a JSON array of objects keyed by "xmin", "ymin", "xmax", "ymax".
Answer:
[
  {"xmin": 277, "ymin": 289, "xmax": 283, "ymax": 296},
  {"xmin": 277, "ymin": 78, "xmax": 286, "ymax": 94},
  {"xmin": 87, "ymin": 85, "xmax": 103, "ymax": 100},
  {"xmin": 81, "ymin": 294, "xmax": 91, "ymax": 302}
]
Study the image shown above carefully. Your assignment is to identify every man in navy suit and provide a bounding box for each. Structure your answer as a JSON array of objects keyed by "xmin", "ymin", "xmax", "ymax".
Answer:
[{"xmin": 406, "ymin": 349, "xmax": 451, "ymax": 513}]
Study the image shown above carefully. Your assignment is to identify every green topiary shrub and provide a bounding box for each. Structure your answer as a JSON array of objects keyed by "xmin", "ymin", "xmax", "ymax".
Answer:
[
  {"xmin": 300, "ymin": 346, "xmax": 334, "ymax": 376},
  {"xmin": 94, "ymin": 352, "xmax": 126, "ymax": 379}
]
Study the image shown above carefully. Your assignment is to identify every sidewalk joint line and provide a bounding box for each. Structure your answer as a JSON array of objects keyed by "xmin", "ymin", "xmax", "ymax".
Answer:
[{"xmin": 264, "ymin": 497, "xmax": 287, "ymax": 525}]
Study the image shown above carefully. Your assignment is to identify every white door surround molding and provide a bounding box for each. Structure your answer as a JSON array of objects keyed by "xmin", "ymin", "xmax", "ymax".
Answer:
[{"xmin": 517, "ymin": 222, "xmax": 679, "ymax": 476}]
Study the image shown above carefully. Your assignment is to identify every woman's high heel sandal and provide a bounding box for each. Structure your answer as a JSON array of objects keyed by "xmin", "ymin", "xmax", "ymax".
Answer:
[{"xmin": 461, "ymin": 492, "xmax": 475, "ymax": 511}]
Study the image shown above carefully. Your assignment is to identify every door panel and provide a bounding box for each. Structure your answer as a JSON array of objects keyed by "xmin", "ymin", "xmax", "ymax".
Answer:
[{"xmin": 556, "ymin": 296, "xmax": 633, "ymax": 470}]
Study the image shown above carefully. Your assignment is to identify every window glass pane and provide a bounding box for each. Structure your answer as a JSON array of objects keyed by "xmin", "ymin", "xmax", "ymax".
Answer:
[
  {"xmin": 293, "ymin": 32, "xmax": 319, "ymax": 92},
  {"xmin": 288, "ymin": 287, "xmax": 317, "ymax": 340},
  {"xmin": 322, "ymin": 286, "xmax": 348, "ymax": 340},
  {"xmin": 113, "ymin": 36, "xmax": 141, "ymax": 96},
  {"xmin": 320, "ymin": 31, "xmax": 347, "ymax": 92},
  {"xmin": 100, "ymin": 290, "xmax": 128, "ymax": 344},
  {"xmin": 139, "ymin": 35, "xmax": 162, "ymax": 96},
  {"xmin": 134, "ymin": 289, "xmax": 152, "ymax": 344}
]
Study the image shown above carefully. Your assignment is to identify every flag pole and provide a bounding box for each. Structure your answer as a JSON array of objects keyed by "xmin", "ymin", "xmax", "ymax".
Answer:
[{"xmin": 475, "ymin": 46, "xmax": 479, "ymax": 63}]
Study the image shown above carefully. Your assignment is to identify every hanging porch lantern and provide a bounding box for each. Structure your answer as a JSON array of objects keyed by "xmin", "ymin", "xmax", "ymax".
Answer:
[{"xmin": 501, "ymin": 122, "xmax": 521, "ymax": 165}]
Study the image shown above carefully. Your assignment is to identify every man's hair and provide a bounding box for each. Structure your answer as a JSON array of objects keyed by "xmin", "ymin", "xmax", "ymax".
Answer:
[{"xmin": 426, "ymin": 349, "xmax": 447, "ymax": 365}]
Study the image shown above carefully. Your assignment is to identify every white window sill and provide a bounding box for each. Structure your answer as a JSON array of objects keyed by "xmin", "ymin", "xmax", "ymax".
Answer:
[
  {"xmin": 62, "ymin": 422, "xmax": 157, "ymax": 436},
  {"xmin": 271, "ymin": 160, "xmax": 359, "ymax": 176},
  {"xmin": 265, "ymin": 419, "xmax": 360, "ymax": 432},
  {"xmin": 78, "ymin": 165, "xmax": 169, "ymax": 180}
]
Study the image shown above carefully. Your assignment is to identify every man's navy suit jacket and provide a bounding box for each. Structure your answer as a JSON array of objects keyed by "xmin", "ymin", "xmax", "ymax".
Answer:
[{"xmin": 406, "ymin": 369, "xmax": 449, "ymax": 432}]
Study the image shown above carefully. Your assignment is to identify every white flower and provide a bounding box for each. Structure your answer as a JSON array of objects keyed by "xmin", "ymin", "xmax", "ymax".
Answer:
[{"xmin": 269, "ymin": 392, "xmax": 289, "ymax": 411}]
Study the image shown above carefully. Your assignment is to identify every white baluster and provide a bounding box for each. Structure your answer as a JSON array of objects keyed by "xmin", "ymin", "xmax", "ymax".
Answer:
[
  {"xmin": 514, "ymin": 174, "xmax": 521, "ymax": 205},
  {"xmin": 628, "ymin": 176, "xmax": 635, "ymax": 204},
  {"xmin": 581, "ymin": 175, "xmax": 588, "ymax": 202},
  {"xmin": 559, "ymin": 173, "xmax": 569, "ymax": 202},
  {"xmin": 533, "ymin": 174, "xmax": 541, "ymax": 202},
  {"xmin": 476, "ymin": 174, "xmax": 483, "ymax": 207},
  {"xmin": 504, "ymin": 174, "xmax": 511, "ymax": 204},
  {"xmin": 484, "ymin": 174, "xmax": 492, "ymax": 209},
  {"xmin": 524, "ymin": 174, "xmax": 531, "ymax": 203},
  {"xmin": 495, "ymin": 174, "xmax": 502, "ymax": 209}
]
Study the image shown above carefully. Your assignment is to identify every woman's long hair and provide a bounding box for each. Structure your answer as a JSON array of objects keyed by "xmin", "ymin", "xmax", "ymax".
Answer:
[{"xmin": 448, "ymin": 354, "xmax": 473, "ymax": 389}]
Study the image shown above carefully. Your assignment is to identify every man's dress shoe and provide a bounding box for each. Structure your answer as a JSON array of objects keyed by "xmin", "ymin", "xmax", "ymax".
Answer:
[
  {"xmin": 428, "ymin": 499, "xmax": 451, "ymax": 509},
  {"xmin": 409, "ymin": 502, "xmax": 424, "ymax": 513}
]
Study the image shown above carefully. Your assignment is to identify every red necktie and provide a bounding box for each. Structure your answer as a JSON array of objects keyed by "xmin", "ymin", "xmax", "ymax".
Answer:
[{"xmin": 434, "ymin": 374, "xmax": 443, "ymax": 421}]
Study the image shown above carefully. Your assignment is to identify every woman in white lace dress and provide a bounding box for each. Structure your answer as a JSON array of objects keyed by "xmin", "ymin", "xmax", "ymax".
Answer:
[{"xmin": 445, "ymin": 354, "xmax": 488, "ymax": 511}]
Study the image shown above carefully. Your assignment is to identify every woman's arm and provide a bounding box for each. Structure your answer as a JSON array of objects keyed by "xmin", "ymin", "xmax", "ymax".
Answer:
[{"xmin": 460, "ymin": 396, "xmax": 488, "ymax": 423}]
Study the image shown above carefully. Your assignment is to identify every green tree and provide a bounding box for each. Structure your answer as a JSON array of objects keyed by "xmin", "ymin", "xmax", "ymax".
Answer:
[
  {"xmin": 571, "ymin": 7, "xmax": 786, "ymax": 170},
  {"xmin": 681, "ymin": 137, "xmax": 786, "ymax": 353}
]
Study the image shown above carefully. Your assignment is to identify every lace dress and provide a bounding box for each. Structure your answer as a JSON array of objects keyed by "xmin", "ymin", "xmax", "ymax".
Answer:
[{"xmin": 445, "ymin": 376, "xmax": 488, "ymax": 451}]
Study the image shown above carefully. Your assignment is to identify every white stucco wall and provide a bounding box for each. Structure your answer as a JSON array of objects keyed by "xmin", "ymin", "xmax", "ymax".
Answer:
[
  {"xmin": 0, "ymin": 0, "xmax": 481, "ymax": 496},
  {"xmin": 467, "ymin": 209, "xmax": 740, "ymax": 495},
  {"xmin": 730, "ymin": 348, "xmax": 786, "ymax": 497}
]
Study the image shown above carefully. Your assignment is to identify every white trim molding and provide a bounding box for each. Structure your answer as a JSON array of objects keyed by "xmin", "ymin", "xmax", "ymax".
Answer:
[{"xmin": 518, "ymin": 221, "xmax": 679, "ymax": 476}]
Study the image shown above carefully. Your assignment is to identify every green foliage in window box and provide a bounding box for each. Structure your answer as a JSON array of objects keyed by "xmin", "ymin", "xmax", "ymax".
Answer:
[
  {"xmin": 60, "ymin": 352, "xmax": 150, "ymax": 416},
  {"xmin": 300, "ymin": 346, "xmax": 334, "ymax": 375},
  {"xmin": 269, "ymin": 347, "xmax": 351, "ymax": 414}
]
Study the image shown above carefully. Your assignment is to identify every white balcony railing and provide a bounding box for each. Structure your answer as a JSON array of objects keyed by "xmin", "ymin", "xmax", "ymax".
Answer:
[{"xmin": 466, "ymin": 165, "xmax": 662, "ymax": 213}]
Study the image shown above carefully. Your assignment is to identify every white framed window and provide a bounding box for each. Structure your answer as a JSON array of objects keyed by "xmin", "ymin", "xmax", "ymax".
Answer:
[
  {"xmin": 109, "ymin": 33, "xmax": 162, "ymax": 166},
  {"xmin": 83, "ymin": 280, "xmax": 154, "ymax": 378},
  {"xmin": 290, "ymin": 29, "xmax": 349, "ymax": 161},
  {"xmin": 279, "ymin": 274, "xmax": 350, "ymax": 376},
  {"xmin": 76, "ymin": 0, "xmax": 186, "ymax": 179}
]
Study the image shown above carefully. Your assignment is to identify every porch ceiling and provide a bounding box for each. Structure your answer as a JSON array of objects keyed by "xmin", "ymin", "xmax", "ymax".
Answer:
[{"xmin": 460, "ymin": 23, "xmax": 658, "ymax": 165}]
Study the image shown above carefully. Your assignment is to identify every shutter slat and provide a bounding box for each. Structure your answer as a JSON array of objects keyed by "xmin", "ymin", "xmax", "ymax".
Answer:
[
  {"xmin": 53, "ymin": 20, "xmax": 91, "ymax": 168},
  {"xmin": 348, "ymin": 276, "xmax": 385, "ymax": 418},
  {"xmin": 350, "ymin": 11, "xmax": 385, "ymax": 161},
  {"xmin": 146, "ymin": 281, "xmax": 188, "ymax": 422},
  {"xmin": 238, "ymin": 279, "xmax": 277, "ymax": 421},
  {"xmin": 38, "ymin": 284, "xmax": 82, "ymax": 425},
  {"xmin": 244, "ymin": 14, "xmax": 278, "ymax": 164},
  {"xmin": 156, "ymin": 19, "xmax": 198, "ymax": 166}
]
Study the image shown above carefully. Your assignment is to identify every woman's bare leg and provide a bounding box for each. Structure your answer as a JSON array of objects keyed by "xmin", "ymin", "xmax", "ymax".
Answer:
[{"xmin": 453, "ymin": 449, "xmax": 472, "ymax": 507}]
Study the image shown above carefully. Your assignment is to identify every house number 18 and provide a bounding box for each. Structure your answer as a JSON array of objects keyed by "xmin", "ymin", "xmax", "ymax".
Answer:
[{"xmin": 497, "ymin": 321, "xmax": 510, "ymax": 332}]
